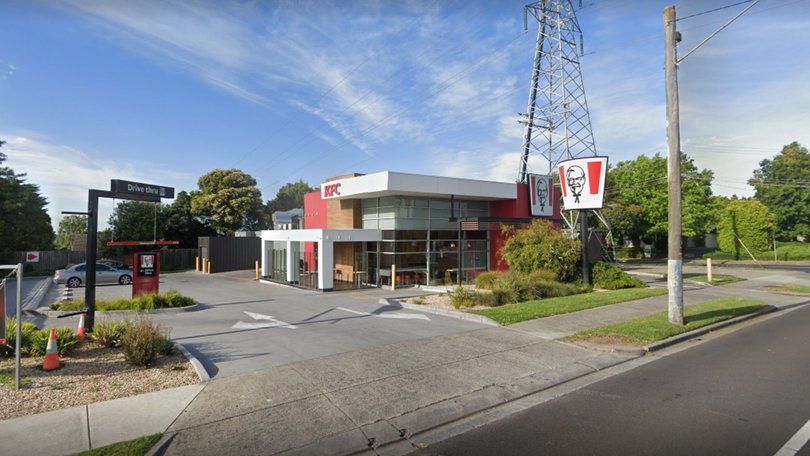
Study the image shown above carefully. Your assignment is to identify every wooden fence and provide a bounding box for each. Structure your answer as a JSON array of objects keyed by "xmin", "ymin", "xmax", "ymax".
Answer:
[{"xmin": 12, "ymin": 249, "xmax": 198, "ymax": 272}]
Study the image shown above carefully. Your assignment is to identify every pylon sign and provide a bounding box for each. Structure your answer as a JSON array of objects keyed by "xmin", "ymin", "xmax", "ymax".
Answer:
[
  {"xmin": 558, "ymin": 156, "xmax": 608, "ymax": 210},
  {"xmin": 528, "ymin": 174, "xmax": 554, "ymax": 217}
]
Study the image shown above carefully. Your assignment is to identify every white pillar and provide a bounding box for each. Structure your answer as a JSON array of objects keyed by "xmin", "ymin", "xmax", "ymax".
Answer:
[
  {"xmin": 260, "ymin": 239, "xmax": 269, "ymax": 277},
  {"xmin": 318, "ymin": 238, "xmax": 334, "ymax": 290},
  {"xmin": 287, "ymin": 239, "xmax": 299, "ymax": 283}
]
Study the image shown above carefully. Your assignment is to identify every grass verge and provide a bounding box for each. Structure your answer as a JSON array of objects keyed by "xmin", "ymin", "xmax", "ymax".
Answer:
[
  {"xmin": 566, "ymin": 298, "xmax": 768, "ymax": 346},
  {"xmin": 762, "ymin": 284, "xmax": 810, "ymax": 294},
  {"xmin": 683, "ymin": 273, "xmax": 745, "ymax": 286},
  {"xmin": 468, "ymin": 288, "xmax": 667, "ymax": 325},
  {"xmin": 75, "ymin": 434, "xmax": 162, "ymax": 456}
]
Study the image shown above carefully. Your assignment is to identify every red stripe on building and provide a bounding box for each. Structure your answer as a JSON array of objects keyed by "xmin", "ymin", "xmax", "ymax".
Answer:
[
  {"xmin": 587, "ymin": 161, "xmax": 602, "ymax": 195},
  {"xmin": 530, "ymin": 175, "xmax": 537, "ymax": 205},
  {"xmin": 558, "ymin": 165, "xmax": 568, "ymax": 196}
]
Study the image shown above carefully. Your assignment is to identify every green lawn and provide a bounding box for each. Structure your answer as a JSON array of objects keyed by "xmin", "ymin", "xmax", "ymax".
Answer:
[
  {"xmin": 567, "ymin": 298, "xmax": 768, "ymax": 346},
  {"xmin": 75, "ymin": 434, "xmax": 162, "ymax": 456},
  {"xmin": 763, "ymin": 284, "xmax": 810, "ymax": 294},
  {"xmin": 468, "ymin": 288, "xmax": 667, "ymax": 325},
  {"xmin": 683, "ymin": 273, "xmax": 745, "ymax": 286},
  {"xmin": 703, "ymin": 242, "xmax": 810, "ymax": 261}
]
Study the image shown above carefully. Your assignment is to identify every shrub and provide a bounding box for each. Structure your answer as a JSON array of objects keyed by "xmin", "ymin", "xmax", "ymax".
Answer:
[
  {"xmin": 475, "ymin": 271, "xmax": 503, "ymax": 290},
  {"xmin": 450, "ymin": 287, "xmax": 478, "ymax": 309},
  {"xmin": 120, "ymin": 316, "xmax": 173, "ymax": 366},
  {"xmin": 0, "ymin": 319, "xmax": 40, "ymax": 357},
  {"xmin": 534, "ymin": 280, "xmax": 583, "ymax": 297},
  {"xmin": 592, "ymin": 262, "xmax": 646, "ymax": 290},
  {"xmin": 90, "ymin": 319, "xmax": 128, "ymax": 348},
  {"xmin": 492, "ymin": 272, "xmax": 537, "ymax": 304},
  {"xmin": 499, "ymin": 220, "xmax": 581, "ymax": 282},
  {"xmin": 51, "ymin": 290, "xmax": 195, "ymax": 311},
  {"xmin": 29, "ymin": 327, "xmax": 81, "ymax": 356},
  {"xmin": 528, "ymin": 269, "xmax": 558, "ymax": 282}
]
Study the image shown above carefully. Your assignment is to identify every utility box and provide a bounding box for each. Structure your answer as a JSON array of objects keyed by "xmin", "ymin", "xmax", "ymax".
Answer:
[{"xmin": 132, "ymin": 252, "xmax": 160, "ymax": 297}]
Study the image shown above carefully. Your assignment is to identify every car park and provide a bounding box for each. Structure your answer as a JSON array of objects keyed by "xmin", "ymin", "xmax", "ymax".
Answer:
[{"xmin": 53, "ymin": 262, "xmax": 133, "ymax": 288}]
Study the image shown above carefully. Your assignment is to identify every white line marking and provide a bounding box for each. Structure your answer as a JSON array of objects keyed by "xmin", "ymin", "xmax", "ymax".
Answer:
[
  {"xmin": 336, "ymin": 307, "xmax": 431, "ymax": 321},
  {"xmin": 232, "ymin": 311, "xmax": 298, "ymax": 330},
  {"xmin": 775, "ymin": 418, "xmax": 810, "ymax": 456}
]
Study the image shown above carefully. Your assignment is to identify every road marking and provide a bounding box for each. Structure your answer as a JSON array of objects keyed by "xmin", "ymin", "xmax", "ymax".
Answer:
[
  {"xmin": 336, "ymin": 307, "xmax": 431, "ymax": 321},
  {"xmin": 232, "ymin": 311, "xmax": 298, "ymax": 330},
  {"xmin": 775, "ymin": 418, "xmax": 810, "ymax": 456}
]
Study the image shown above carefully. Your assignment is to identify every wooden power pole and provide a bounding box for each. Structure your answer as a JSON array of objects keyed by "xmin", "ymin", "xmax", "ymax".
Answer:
[{"xmin": 664, "ymin": 5, "xmax": 684, "ymax": 325}]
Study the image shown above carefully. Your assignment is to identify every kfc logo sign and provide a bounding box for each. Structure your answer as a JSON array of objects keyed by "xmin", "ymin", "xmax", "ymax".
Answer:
[
  {"xmin": 322, "ymin": 183, "xmax": 342, "ymax": 198},
  {"xmin": 557, "ymin": 156, "xmax": 608, "ymax": 210}
]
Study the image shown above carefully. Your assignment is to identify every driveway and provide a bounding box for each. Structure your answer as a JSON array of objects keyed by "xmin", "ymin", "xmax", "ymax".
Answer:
[{"xmin": 73, "ymin": 270, "xmax": 487, "ymax": 378}]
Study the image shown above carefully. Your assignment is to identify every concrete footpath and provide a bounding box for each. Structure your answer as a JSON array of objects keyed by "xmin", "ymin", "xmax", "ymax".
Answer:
[{"xmin": 1, "ymin": 265, "xmax": 808, "ymax": 456}]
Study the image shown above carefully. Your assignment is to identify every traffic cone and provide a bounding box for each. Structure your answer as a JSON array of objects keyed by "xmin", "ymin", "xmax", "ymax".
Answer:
[
  {"xmin": 42, "ymin": 329, "xmax": 61, "ymax": 371},
  {"xmin": 75, "ymin": 313, "xmax": 86, "ymax": 343}
]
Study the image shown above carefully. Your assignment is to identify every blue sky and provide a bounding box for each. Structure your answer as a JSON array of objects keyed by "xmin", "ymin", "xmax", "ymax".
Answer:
[{"xmin": 1, "ymin": 0, "xmax": 808, "ymax": 229}]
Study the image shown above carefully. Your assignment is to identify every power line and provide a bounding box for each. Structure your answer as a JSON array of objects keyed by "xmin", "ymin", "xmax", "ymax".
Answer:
[{"xmin": 676, "ymin": 0, "xmax": 756, "ymax": 22}]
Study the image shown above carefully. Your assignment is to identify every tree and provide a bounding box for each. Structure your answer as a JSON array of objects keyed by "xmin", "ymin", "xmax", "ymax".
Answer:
[
  {"xmin": 266, "ymin": 180, "xmax": 316, "ymax": 215},
  {"xmin": 55, "ymin": 215, "xmax": 87, "ymax": 250},
  {"xmin": 189, "ymin": 169, "xmax": 264, "ymax": 235},
  {"xmin": 164, "ymin": 191, "xmax": 216, "ymax": 247},
  {"xmin": 605, "ymin": 153, "xmax": 714, "ymax": 249},
  {"xmin": 749, "ymin": 142, "xmax": 810, "ymax": 240},
  {"xmin": 499, "ymin": 220, "xmax": 581, "ymax": 282},
  {"xmin": 0, "ymin": 141, "xmax": 55, "ymax": 261},
  {"xmin": 108, "ymin": 200, "xmax": 166, "ymax": 243},
  {"xmin": 716, "ymin": 199, "xmax": 776, "ymax": 259}
]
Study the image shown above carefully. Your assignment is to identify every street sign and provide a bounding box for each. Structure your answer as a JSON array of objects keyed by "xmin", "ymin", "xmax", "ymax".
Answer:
[
  {"xmin": 25, "ymin": 252, "xmax": 39, "ymax": 263},
  {"xmin": 110, "ymin": 179, "xmax": 175, "ymax": 199}
]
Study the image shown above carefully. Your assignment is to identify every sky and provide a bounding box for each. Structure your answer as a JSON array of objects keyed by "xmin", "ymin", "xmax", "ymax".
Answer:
[{"xmin": 1, "ymin": 0, "xmax": 808, "ymax": 230}]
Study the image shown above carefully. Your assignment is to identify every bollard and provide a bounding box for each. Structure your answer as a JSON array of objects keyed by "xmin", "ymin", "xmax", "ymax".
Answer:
[
  {"xmin": 196, "ymin": 256, "xmax": 200, "ymax": 272},
  {"xmin": 207, "ymin": 261, "xmax": 212, "ymax": 274},
  {"xmin": 391, "ymin": 264, "xmax": 397, "ymax": 291},
  {"xmin": 255, "ymin": 261, "xmax": 260, "ymax": 280},
  {"xmin": 707, "ymin": 257, "xmax": 713, "ymax": 283},
  {"xmin": 202, "ymin": 258, "xmax": 207, "ymax": 274}
]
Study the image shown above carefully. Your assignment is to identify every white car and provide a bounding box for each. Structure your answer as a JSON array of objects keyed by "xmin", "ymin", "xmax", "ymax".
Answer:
[{"xmin": 53, "ymin": 262, "xmax": 133, "ymax": 288}]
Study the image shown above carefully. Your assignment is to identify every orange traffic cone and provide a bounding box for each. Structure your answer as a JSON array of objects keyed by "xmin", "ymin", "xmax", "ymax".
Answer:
[
  {"xmin": 75, "ymin": 313, "xmax": 86, "ymax": 343},
  {"xmin": 42, "ymin": 329, "xmax": 61, "ymax": 371}
]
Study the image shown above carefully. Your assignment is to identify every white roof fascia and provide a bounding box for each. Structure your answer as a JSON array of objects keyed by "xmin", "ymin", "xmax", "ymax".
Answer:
[{"xmin": 321, "ymin": 171, "xmax": 516, "ymax": 201}]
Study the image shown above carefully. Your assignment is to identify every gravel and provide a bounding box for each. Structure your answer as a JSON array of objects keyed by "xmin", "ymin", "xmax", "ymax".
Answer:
[{"xmin": 0, "ymin": 343, "xmax": 199, "ymax": 421}]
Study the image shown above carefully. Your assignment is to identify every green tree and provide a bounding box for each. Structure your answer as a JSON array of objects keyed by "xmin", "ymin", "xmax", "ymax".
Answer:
[
  {"xmin": 499, "ymin": 220, "xmax": 581, "ymax": 282},
  {"xmin": 0, "ymin": 141, "xmax": 55, "ymax": 260},
  {"xmin": 266, "ymin": 180, "xmax": 316, "ymax": 215},
  {"xmin": 749, "ymin": 142, "xmax": 810, "ymax": 240},
  {"xmin": 716, "ymin": 199, "xmax": 776, "ymax": 259},
  {"xmin": 54, "ymin": 215, "xmax": 87, "ymax": 250},
  {"xmin": 108, "ymin": 200, "xmax": 166, "ymax": 243},
  {"xmin": 164, "ymin": 191, "xmax": 216, "ymax": 247},
  {"xmin": 605, "ymin": 153, "xmax": 714, "ymax": 249},
  {"xmin": 189, "ymin": 169, "xmax": 264, "ymax": 235}
]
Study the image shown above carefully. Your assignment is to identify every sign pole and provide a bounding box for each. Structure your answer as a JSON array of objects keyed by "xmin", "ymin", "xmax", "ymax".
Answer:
[
  {"xmin": 15, "ymin": 263, "xmax": 22, "ymax": 390},
  {"xmin": 580, "ymin": 209, "xmax": 591, "ymax": 285}
]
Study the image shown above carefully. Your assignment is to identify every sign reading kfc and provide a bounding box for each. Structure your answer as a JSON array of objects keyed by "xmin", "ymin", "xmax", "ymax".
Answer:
[
  {"xmin": 557, "ymin": 156, "xmax": 608, "ymax": 210},
  {"xmin": 322, "ymin": 183, "xmax": 342, "ymax": 198}
]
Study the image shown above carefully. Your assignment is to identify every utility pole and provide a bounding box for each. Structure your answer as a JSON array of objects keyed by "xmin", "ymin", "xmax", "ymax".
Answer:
[{"xmin": 664, "ymin": 6, "xmax": 683, "ymax": 325}]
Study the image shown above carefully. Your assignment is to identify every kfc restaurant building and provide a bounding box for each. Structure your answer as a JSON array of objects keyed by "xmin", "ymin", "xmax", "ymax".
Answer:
[{"xmin": 260, "ymin": 171, "xmax": 562, "ymax": 291}]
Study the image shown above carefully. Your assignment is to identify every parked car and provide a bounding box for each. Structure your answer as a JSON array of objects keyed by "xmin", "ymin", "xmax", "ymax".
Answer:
[
  {"xmin": 53, "ymin": 262, "xmax": 133, "ymax": 288},
  {"xmin": 98, "ymin": 259, "xmax": 132, "ymax": 270}
]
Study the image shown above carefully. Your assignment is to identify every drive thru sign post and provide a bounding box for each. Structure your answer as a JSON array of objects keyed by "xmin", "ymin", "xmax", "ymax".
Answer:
[{"xmin": 84, "ymin": 180, "xmax": 174, "ymax": 333}]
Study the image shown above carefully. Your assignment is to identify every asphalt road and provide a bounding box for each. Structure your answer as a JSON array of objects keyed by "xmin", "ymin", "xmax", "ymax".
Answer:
[{"xmin": 411, "ymin": 303, "xmax": 810, "ymax": 456}]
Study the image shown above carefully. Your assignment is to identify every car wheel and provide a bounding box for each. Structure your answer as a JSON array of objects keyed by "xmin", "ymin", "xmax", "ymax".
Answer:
[
  {"xmin": 119, "ymin": 275, "xmax": 133, "ymax": 285},
  {"xmin": 67, "ymin": 277, "xmax": 82, "ymax": 288}
]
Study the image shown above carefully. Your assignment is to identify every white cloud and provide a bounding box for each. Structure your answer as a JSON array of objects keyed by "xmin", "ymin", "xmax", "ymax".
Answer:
[{"xmin": 2, "ymin": 133, "xmax": 194, "ymax": 229}]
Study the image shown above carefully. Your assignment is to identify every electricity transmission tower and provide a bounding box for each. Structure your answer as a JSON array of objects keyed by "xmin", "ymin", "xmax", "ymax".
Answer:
[
  {"xmin": 518, "ymin": 0, "xmax": 598, "ymax": 183},
  {"xmin": 517, "ymin": 0, "xmax": 613, "ymax": 278}
]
